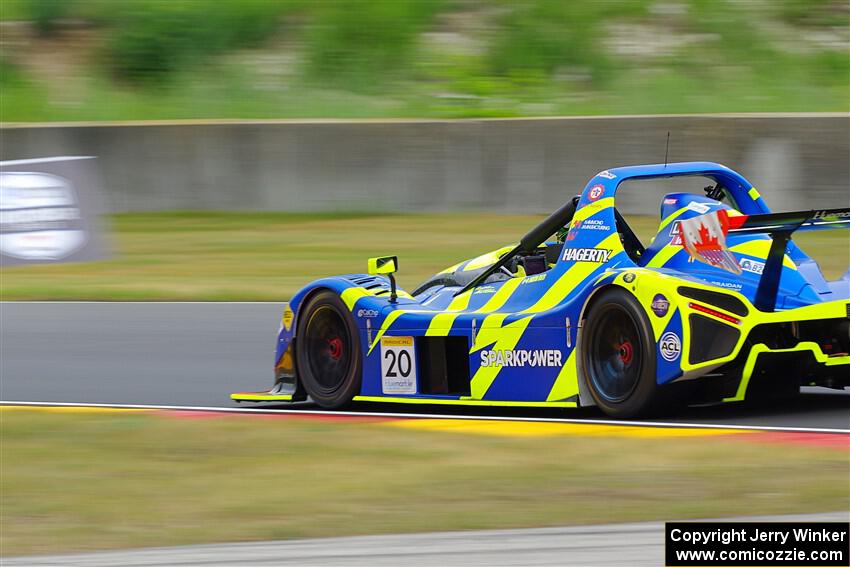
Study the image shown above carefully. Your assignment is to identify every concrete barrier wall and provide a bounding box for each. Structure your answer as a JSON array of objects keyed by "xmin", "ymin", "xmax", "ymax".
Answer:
[{"xmin": 1, "ymin": 114, "xmax": 847, "ymax": 215}]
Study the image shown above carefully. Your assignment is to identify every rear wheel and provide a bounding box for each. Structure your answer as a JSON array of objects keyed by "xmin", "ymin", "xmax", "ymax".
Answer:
[
  {"xmin": 295, "ymin": 291, "xmax": 362, "ymax": 408},
  {"xmin": 581, "ymin": 288, "xmax": 659, "ymax": 418}
]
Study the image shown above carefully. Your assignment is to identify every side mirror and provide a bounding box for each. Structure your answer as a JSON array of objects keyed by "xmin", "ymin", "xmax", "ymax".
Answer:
[
  {"xmin": 367, "ymin": 256, "xmax": 398, "ymax": 275},
  {"xmin": 367, "ymin": 256, "xmax": 399, "ymax": 302}
]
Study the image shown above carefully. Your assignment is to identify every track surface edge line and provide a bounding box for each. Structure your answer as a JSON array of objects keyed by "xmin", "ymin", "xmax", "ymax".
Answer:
[{"xmin": 2, "ymin": 400, "xmax": 848, "ymax": 434}]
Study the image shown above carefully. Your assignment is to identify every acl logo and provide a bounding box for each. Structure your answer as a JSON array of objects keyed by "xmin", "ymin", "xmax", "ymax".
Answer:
[{"xmin": 659, "ymin": 332, "xmax": 681, "ymax": 362}]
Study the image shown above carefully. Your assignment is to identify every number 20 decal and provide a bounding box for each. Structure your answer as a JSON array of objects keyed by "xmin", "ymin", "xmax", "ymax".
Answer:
[
  {"xmin": 383, "ymin": 349, "xmax": 412, "ymax": 378},
  {"xmin": 380, "ymin": 336, "xmax": 417, "ymax": 394}
]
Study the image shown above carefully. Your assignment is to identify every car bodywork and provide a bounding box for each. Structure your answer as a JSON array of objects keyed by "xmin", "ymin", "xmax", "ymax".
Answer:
[{"xmin": 232, "ymin": 161, "xmax": 850, "ymax": 410}]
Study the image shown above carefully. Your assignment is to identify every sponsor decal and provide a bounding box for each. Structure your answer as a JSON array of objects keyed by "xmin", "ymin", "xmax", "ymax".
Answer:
[
  {"xmin": 686, "ymin": 201, "xmax": 711, "ymax": 214},
  {"xmin": 588, "ymin": 184, "xmax": 605, "ymax": 201},
  {"xmin": 561, "ymin": 247, "xmax": 611, "ymax": 263},
  {"xmin": 668, "ymin": 221, "xmax": 683, "ymax": 245},
  {"xmin": 663, "ymin": 197, "xmax": 678, "ymax": 205},
  {"xmin": 0, "ymin": 172, "xmax": 86, "ymax": 260},
  {"xmin": 473, "ymin": 285, "xmax": 497, "ymax": 295},
  {"xmin": 522, "ymin": 273, "xmax": 546, "ymax": 284},
  {"xmin": 813, "ymin": 209, "xmax": 850, "ymax": 220},
  {"xmin": 623, "ymin": 272, "xmax": 636, "ymax": 283},
  {"xmin": 357, "ymin": 308, "xmax": 379, "ymax": 318},
  {"xmin": 577, "ymin": 218, "xmax": 611, "ymax": 231},
  {"xmin": 597, "ymin": 170, "xmax": 617, "ymax": 180},
  {"xmin": 281, "ymin": 306, "xmax": 294, "ymax": 331},
  {"xmin": 1, "ymin": 157, "xmax": 109, "ymax": 267},
  {"xmin": 711, "ymin": 280, "xmax": 743, "ymax": 291},
  {"xmin": 739, "ymin": 258, "xmax": 765, "ymax": 275},
  {"xmin": 659, "ymin": 332, "xmax": 681, "ymax": 362},
  {"xmin": 651, "ymin": 294, "xmax": 670, "ymax": 317},
  {"xmin": 480, "ymin": 349, "xmax": 563, "ymax": 368},
  {"xmin": 381, "ymin": 336, "xmax": 417, "ymax": 394}
]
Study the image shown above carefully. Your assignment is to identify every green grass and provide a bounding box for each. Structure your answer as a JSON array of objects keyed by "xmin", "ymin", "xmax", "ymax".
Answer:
[
  {"xmin": 2, "ymin": 408, "xmax": 847, "ymax": 556},
  {"xmin": 1, "ymin": 212, "xmax": 846, "ymax": 301},
  {"xmin": 0, "ymin": 0, "xmax": 847, "ymax": 122}
]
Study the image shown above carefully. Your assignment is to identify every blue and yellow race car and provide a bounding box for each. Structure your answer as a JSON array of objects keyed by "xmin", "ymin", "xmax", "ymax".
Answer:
[{"xmin": 233, "ymin": 161, "xmax": 850, "ymax": 417}]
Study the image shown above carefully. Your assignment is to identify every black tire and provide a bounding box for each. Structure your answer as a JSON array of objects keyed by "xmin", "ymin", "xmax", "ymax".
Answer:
[
  {"xmin": 580, "ymin": 288, "xmax": 659, "ymax": 418},
  {"xmin": 295, "ymin": 291, "xmax": 362, "ymax": 409}
]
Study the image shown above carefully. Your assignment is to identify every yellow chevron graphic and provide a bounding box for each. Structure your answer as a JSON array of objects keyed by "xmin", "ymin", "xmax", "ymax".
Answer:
[
  {"xmin": 522, "ymin": 233, "xmax": 622, "ymax": 314},
  {"xmin": 474, "ymin": 277, "xmax": 523, "ymax": 313},
  {"xmin": 546, "ymin": 350, "xmax": 579, "ymax": 401},
  {"xmin": 438, "ymin": 261, "xmax": 464, "ymax": 274},
  {"xmin": 646, "ymin": 244, "xmax": 682, "ymax": 268},
  {"xmin": 574, "ymin": 197, "xmax": 614, "ymax": 222},
  {"xmin": 657, "ymin": 206, "xmax": 688, "ymax": 233},
  {"xmin": 463, "ymin": 246, "xmax": 514, "ymax": 271},
  {"xmin": 469, "ymin": 314, "xmax": 534, "ymax": 399},
  {"xmin": 425, "ymin": 291, "xmax": 473, "ymax": 337},
  {"xmin": 730, "ymin": 240, "xmax": 797, "ymax": 270},
  {"xmin": 340, "ymin": 287, "xmax": 371, "ymax": 310},
  {"xmin": 366, "ymin": 309, "xmax": 430, "ymax": 355}
]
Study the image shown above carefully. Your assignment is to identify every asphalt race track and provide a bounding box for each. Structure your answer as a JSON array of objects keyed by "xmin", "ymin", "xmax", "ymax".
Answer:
[
  {"xmin": 5, "ymin": 512, "xmax": 849, "ymax": 566},
  {"xmin": 2, "ymin": 302, "xmax": 848, "ymax": 431}
]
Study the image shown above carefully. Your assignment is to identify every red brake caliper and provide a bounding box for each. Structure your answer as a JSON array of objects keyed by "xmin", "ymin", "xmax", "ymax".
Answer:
[
  {"xmin": 617, "ymin": 341, "xmax": 634, "ymax": 365},
  {"xmin": 327, "ymin": 337, "xmax": 343, "ymax": 361}
]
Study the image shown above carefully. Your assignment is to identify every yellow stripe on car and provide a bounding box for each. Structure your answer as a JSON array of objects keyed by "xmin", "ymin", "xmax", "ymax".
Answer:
[
  {"xmin": 463, "ymin": 246, "xmax": 514, "ymax": 271},
  {"xmin": 425, "ymin": 292, "xmax": 473, "ymax": 336},
  {"xmin": 230, "ymin": 393, "xmax": 294, "ymax": 402},
  {"xmin": 724, "ymin": 342, "xmax": 850, "ymax": 402},
  {"xmin": 657, "ymin": 206, "xmax": 688, "ymax": 233},
  {"xmin": 645, "ymin": 245, "xmax": 682, "ymax": 268},
  {"xmin": 522, "ymin": 233, "xmax": 622, "ymax": 314},
  {"xmin": 469, "ymin": 314, "xmax": 534, "ymax": 399},
  {"xmin": 367, "ymin": 309, "xmax": 412, "ymax": 355},
  {"xmin": 340, "ymin": 287, "xmax": 371, "ymax": 310},
  {"xmin": 729, "ymin": 240, "xmax": 797, "ymax": 270},
  {"xmin": 574, "ymin": 197, "xmax": 614, "ymax": 222},
  {"xmin": 353, "ymin": 397, "xmax": 576, "ymax": 408},
  {"xmin": 474, "ymin": 277, "xmax": 524, "ymax": 313},
  {"xmin": 438, "ymin": 261, "xmax": 464, "ymax": 274},
  {"xmin": 340, "ymin": 285, "xmax": 413, "ymax": 310},
  {"xmin": 546, "ymin": 350, "xmax": 579, "ymax": 401}
]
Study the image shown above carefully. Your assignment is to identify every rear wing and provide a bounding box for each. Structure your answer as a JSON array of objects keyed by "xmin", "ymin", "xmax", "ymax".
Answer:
[
  {"xmin": 679, "ymin": 208, "xmax": 850, "ymax": 311},
  {"xmin": 726, "ymin": 208, "xmax": 850, "ymax": 234}
]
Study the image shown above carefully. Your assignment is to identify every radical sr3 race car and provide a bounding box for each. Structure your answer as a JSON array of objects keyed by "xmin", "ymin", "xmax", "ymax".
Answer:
[{"xmin": 233, "ymin": 162, "xmax": 850, "ymax": 417}]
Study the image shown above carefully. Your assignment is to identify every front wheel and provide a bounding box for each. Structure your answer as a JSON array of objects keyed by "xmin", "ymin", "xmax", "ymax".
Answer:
[
  {"xmin": 295, "ymin": 291, "xmax": 362, "ymax": 408},
  {"xmin": 580, "ymin": 288, "xmax": 659, "ymax": 418}
]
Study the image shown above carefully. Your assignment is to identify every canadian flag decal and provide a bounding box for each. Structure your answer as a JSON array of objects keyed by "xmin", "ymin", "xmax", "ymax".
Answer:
[{"xmin": 679, "ymin": 209, "xmax": 742, "ymax": 275}]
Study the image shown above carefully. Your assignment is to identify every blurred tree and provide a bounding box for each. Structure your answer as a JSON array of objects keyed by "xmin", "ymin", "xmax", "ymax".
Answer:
[{"xmin": 305, "ymin": 0, "xmax": 443, "ymax": 90}]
